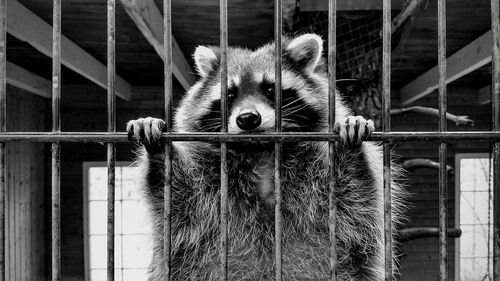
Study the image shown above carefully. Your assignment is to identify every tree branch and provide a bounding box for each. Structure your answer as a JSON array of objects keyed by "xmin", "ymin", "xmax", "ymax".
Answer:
[
  {"xmin": 399, "ymin": 227, "xmax": 462, "ymax": 242},
  {"xmin": 402, "ymin": 158, "xmax": 454, "ymax": 174},
  {"xmin": 391, "ymin": 106, "xmax": 474, "ymax": 126}
]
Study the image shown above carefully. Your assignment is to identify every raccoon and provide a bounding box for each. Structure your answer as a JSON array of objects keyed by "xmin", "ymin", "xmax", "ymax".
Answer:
[{"xmin": 127, "ymin": 34, "xmax": 406, "ymax": 281}]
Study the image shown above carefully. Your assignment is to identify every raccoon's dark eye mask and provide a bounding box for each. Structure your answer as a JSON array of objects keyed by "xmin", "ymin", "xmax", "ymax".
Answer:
[{"xmin": 260, "ymin": 80, "xmax": 275, "ymax": 102}]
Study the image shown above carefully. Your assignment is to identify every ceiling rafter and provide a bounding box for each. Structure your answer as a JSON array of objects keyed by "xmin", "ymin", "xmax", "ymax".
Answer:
[
  {"xmin": 7, "ymin": 0, "xmax": 132, "ymax": 100},
  {"xmin": 120, "ymin": 0, "xmax": 196, "ymax": 90}
]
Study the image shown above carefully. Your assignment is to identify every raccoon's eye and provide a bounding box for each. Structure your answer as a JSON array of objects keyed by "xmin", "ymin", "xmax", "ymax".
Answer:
[
  {"xmin": 264, "ymin": 85, "xmax": 275, "ymax": 99},
  {"xmin": 227, "ymin": 87, "xmax": 237, "ymax": 101}
]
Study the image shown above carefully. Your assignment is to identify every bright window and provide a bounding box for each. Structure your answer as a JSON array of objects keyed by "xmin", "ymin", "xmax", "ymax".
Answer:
[
  {"xmin": 455, "ymin": 154, "xmax": 493, "ymax": 281},
  {"xmin": 84, "ymin": 163, "xmax": 153, "ymax": 281}
]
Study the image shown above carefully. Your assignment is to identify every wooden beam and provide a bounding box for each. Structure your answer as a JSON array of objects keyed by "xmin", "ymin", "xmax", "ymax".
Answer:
[
  {"xmin": 478, "ymin": 85, "xmax": 491, "ymax": 105},
  {"xmin": 6, "ymin": 62, "xmax": 51, "ymax": 98},
  {"xmin": 401, "ymin": 30, "xmax": 492, "ymax": 105},
  {"xmin": 7, "ymin": 0, "xmax": 132, "ymax": 100},
  {"xmin": 120, "ymin": 0, "xmax": 196, "ymax": 90},
  {"xmin": 300, "ymin": 0, "xmax": 407, "ymax": 11},
  {"xmin": 391, "ymin": 0, "xmax": 426, "ymax": 34}
]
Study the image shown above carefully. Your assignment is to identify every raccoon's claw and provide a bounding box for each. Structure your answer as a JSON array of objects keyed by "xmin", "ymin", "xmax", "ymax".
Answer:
[
  {"xmin": 126, "ymin": 117, "xmax": 165, "ymax": 148},
  {"xmin": 334, "ymin": 116, "xmax": 374, "ymax": 148}
]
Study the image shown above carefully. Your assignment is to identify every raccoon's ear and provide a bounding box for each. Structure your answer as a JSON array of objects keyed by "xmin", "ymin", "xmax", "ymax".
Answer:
[
  {"xmin": 285, "ymin": 34, "xmax": 323, "ymax": 72},
  {"xmin": 193, "ymin": 46, "xmax": 219, "ymax": 77}
]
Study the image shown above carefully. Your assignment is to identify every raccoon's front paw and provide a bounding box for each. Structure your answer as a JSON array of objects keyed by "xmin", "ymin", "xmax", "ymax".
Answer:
[
  {"xmin": 126, "ymin": 117, "xmax": 165, "ymax": 152},
  {"xmin": 334, "ymin": 116, "xmax": 374, "ymax": 148}
]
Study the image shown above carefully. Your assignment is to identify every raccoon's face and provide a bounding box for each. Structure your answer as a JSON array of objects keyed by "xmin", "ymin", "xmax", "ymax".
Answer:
[{"xmin": 174, "ymin": 34, "xmax": 330, "ymax": 134}]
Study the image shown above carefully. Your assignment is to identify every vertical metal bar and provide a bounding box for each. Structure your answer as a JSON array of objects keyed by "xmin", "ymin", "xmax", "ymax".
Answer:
[
  {"xmin": 106, "ymin": 1, "xmax": 116, "ymax": 281},
  {"xmin": 51, "ymin": 0, "xmax": 61, "ymax": 280},
  {"xmin": 219, "ymin": 0, "xmax": 229, "ymax": 279},
  {"xmin": 163, "ymin": 0, "xmax": 173, "ymax": 280},
  {"xmin": 274, "ymin": 0, "xmax": 282, "ymax": 133},
  {"xmin": 0, "ymin": 1, "xmax": 5, "ymax": 280},
  {"xmin": 437, "ymin": 0, "xmax": 448, "ymax": 280},
  {"xmin": 327, "ymin": 0, "xmax": 337, "ymax": 280},
  {"xmin": 491, "ymin": 0, "xmax": 500, "ymax": 278},
  {"xmin": 274, "ymin": 1, "xmax": 283, "ymax": 280},
  {"xmin": 381, "ymin": 0, "xmax": 392, "ymax": 280}
]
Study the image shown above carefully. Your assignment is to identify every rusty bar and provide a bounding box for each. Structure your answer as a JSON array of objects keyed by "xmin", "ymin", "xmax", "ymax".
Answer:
[
  {"xmin": 274, "ymin": 0, "xmax": 282, "ymax": 133},
  {"xmin": 382, "ymin": 143, "xmax": 392, "ymax": 280},
  {"xmin": 106, "ymin": 1, "xmax": 116, "ymax": 280},
  {"xmin": 106, "ymin": 144, "xmax": 115, "ymax": 280},
  {"xmin": 274, "ymin": 1, "xmax": 283, "ymax": 280},
  {"xmin": 51, "ymin": 143, "xmax": 60, "ymax": 281},
  {"xmin": 0, "ymin": 0, "xmax": 5, "ymax": 279},
  {"xmin": 491, "ymin": 0, "xmax": 500, "ymax": 278},
  {"xmin": 51, "ymin": 0, "xmax": 62, "ymax": 280},
  {"xmin": 52, "ymin": 0, "xmax": 61, "ymax": 134},
  {"xmin": 438, "ymin": 141, "xmax": 448, "ymax": 280},
  {"xmin": 0, "ymin": 0, "xmax": 5, "ymax": 280},
  {"xmin": 1, "ymin": 131, "xmax": 500, "ymax": 142},
  {"xmin": 382, "ymin": 0, "xmax": 392, "ymax": 279},
  {"xmin": 163, "ymin": 0, "xmax": 173, "ymax": 279},
  {"xmin": 495, "ymin": 143, "xmax": 500, "ymax": 280},
  {"xmin": 437, "ymin": 0, "xmax": 448, "ymax": 280},
  {"xmin": 327, "ymin": 0, "xmax": 337, "ymax": 279},
  {"xmin": 219, "ymin": 0, "xmax": 229, "ymax": 279}
]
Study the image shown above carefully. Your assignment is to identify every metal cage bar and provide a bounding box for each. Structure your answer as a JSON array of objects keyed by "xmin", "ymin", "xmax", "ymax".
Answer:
[
  {"xmin": 219, "ymin": 0, "xmax": 229, "ymax": 279},
  {"xmin": 381, "ymin": 0, "xmax": 392, "ymax": 279},
  {"xmin": 274, "ymin": 0, "xmax": 283, "ymax": 280},
  {"xmin": 106, "ymin": 1, "xmax": 116, "ymax": 280},
  {"xmin": 0, "ymin": 131, "xmax": 499, "ymax": 142},
  {"xmin": 163, "ymin": 0, "xmax": 173, "ymax": 280},
  {"xmin": 327, "ymin": 0, "xmax": 337, "ymax": 279},
  {"xmin": 0, "ymin": 0, "xmax": 5, "ymax": 280},
  {"xmin": 437, "ymin": 0, "xmax": 448, "ymax": 280},
  {"xmin": 51, "ymin": 0, "xmax": 62, "ymax": 280},
  {"xmin": 491, "ymin": 0, "xmax": 500, "ymax": 278}
]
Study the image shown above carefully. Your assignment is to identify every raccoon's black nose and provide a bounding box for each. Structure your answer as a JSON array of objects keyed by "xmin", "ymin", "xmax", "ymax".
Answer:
[{"xmin": 236, "ymin": 111, "xmax": 261, "ymax": 131}]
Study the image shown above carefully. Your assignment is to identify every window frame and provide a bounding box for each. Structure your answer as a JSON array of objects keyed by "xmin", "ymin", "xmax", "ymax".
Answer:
[
  {"xmin": 454, "ymin": 152, "xmax": 493, "ymax": 280},
  {"xmin": 83, "ymin": 161, "xmax": 138, "ymax": 281}
]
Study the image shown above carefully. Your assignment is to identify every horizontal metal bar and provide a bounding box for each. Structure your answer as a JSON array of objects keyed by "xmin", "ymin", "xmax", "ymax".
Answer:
[{"xmin": 0, "ymin": 132, "xmax": 499, "ymax": 142}]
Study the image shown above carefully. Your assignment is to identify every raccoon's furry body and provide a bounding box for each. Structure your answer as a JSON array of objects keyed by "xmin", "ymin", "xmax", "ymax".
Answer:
[{"xmin": 128, "ymin": 34, "xmax": 406, "ymax": 280}]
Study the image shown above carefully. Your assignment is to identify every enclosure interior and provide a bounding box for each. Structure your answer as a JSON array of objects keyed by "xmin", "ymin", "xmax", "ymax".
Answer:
[{"xmin": 2, "ymin": 0, "xmax": 499, "ymax": 280}]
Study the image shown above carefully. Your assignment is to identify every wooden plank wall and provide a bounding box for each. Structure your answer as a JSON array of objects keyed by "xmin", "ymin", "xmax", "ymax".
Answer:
[{"xmin": 4, "ymin": 85, "xmax": 48, "ymax": 281}]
